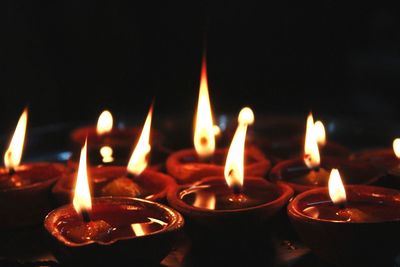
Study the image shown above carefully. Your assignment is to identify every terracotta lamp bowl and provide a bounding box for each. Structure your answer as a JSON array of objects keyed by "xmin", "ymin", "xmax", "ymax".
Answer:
[
  {"xmin": 0, "ymin": 163, "xmax": 65, "ymax": 228},
  {"xmin": 288, "ymin": 185, "xmax": 400, "ymax": 267},
  {"xmin": 166, "ymin": 146, "xmax": 271, "ymax": 184},
  {"xmin": 52, "ymin": 166, "xmax": 176, "ymax": 205},
  {"xmin": 269, "ymin": 157, "xmax": 381, "ymax": 194},
  {"xmin": 44, "ymin": 197, "xmax": 184, "ymax": 267}
]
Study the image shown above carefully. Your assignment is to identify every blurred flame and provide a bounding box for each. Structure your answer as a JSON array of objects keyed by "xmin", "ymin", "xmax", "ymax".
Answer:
[
  {"xmin": 194, "ymin": 56, "xmax": 215, "ymax": 158},
  {"xmin": 97, "ymin": 110, "xmax": 113, "ymax": 135},
  {"xmin": 314, "ymin": 120, "xmax": 326, "ymax": 146},
  {"xmin": 4, "ymin": 108, "xmax": 28, "ymax": 170},
  {"xmin": 304, "ymin": 113, "xmax": 321, "ymax": 169},
  {"xmin": 131, "ymin": 223, "xmax": 146, "ymax": 237},
  {"xmin": 73, "ymin": 140, "xmax": 92, "ymax": 214},
  {"xmin": 328, "ymin": 168, "xmax": 347, "ymax": 206},
  {"xmin": 127, "ymin": 106, "xmax": 153, "ymax": 176},
  {"xmin": 393, "ymin": 138, "xmax": 400, "ymax": 158},
  {"xmin": 224, "ymin": 107, "xmax": 254, "ymax": 188},
  {"xmin": 100, "ymin": 146, "xmax": 114, "ymax": 163}
]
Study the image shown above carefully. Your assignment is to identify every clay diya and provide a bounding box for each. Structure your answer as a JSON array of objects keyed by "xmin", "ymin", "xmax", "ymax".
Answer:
[
  {"xmin": 167, "ymin": 102, "xmax": 270, "ymax": 184},
  {"xmin": 54, "ymin": 107, "xmax": 176, "ymax": 204},
  {"xmin": 45, "ymin": 143, "xmax": 183, "ymax": 266},
  {"xmin": 351, "ymin": 138, "xmax": 400, "ymax": 189},
  {"xmin": 255, "ymin": 113, "xmax": 349, "ymax": 161},
  {"xmin": 168, "ymin": 111, "xmax": 293, "ymax": 265},
  {"xmin": 69, "ymin": 109, "xmax": 169, "ymax": 169},
  {"xmin": 270, "ymin": 114, "xmax": 379, "ymax": 193},
  {"xmin": 288, "ymin": 169, "xmax": 400, "ymax": 267},
  {"xmin": 0, "ymin": 109, "xmax": 65, "ymax": 228}
]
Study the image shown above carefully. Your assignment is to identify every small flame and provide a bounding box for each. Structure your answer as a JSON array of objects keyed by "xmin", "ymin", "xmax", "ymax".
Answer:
[
  {"xmin": 193, "ymin": 55, "xmax": 215, "ymax": 158},
  {"xmin": 393, "ymin": 138, "xmax": 400, "ymax": 158},
  {"xmin": 314, "ymin": 120, "xmax": 326, "ymax": 146},
  {"xmin": 224, "ymin": 107, "xmax": 254, "ymax": 188},
  {"xmin": 96, "ymin": 110, "xmax": 113, "ymax": 135},
  {"xmin": 4, "ymin": 108, "xmax": 28, "ymax": 170},
  {"xmin": 304, "ymin": 113, "xmax": 321, "ymax": 169},
  {"xmin": 127, "ymin": 106, "xmax": 153, "ymax": 176},
  {"xmin": 73, "ymin": 140, "xmax": 92, "ymax": 214},
  {"xmin": 328, "ymin": 168, "xmax": 347, "ymax": 206}
]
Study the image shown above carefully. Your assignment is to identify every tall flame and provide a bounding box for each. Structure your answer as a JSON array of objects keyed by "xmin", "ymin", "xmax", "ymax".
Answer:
[
  {"xmin": 304, "ymin": 113, "xmax": 321, "ymax": 168},
  {"xmin": 4, "ymin": 108, "xmax": 28, "ymax": 170},
  {"xmin": 224, "ymin": 107, "xmax": 254, "ymax": 188},
  {"xmin": 97, "ymin": 110, "xmax": 113, "ymax": 135},
  {"xmin": 127, "ymin": 106, "xmax": 153, "ymax": 176},
  {"xmin": 73, "ymin": 140, "xmax": 92, "ymax": 214},
  {"xmin": 314, "ymin": 120, "xmax": 326, "ymax": 146},
  {"xmin": 393, "ymin": 138, "xmax": 400, "ymax": 159},
  {"xmin": 328, "ymin": 168, "xmax": 347, "ymax": 206},
  {"xmin": 193, "ymin": 55, "xmax": 215, "ymax": 158}
]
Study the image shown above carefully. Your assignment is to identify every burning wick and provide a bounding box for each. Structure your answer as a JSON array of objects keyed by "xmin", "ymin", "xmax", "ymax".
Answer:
[
  {"xmin": 328, "ymin": 169, "xmax": 347, "ymax": 210},
  {"xmin": 81, "ymin": 209, "xmax": 91, "ymax": 222}
]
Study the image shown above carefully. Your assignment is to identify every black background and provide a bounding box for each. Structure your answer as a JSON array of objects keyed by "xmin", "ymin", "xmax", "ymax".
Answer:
[{"xmin": 2, "ymin": 1, "xmax": 400, "ymax": 134}]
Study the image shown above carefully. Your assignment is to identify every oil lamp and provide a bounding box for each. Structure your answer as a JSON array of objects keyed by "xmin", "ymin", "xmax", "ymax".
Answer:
[
  {"xmin": 256, "ymin": 113, "xmax": 349, "ymax": 162},
  {"xmin": 167, "ymin": 109, "xmax": 292, "ymax": 265},
  {"xmin": 351, "ymin": 138, "xmax": 400, "ymax": 189},
  {"xmin": 53, "ymin": 106, "xmax": 176, "ymax": 204},
  {"xmin": 166, "ymin": 61, "xmax": 270, "ymax": 184},
  {"xmin": 270, "ymin": 114, "xmax": 379, "ymax": 193},
  {"xmin": 0, "ymin": 109, "xmax": 65, "ymax": 228},
  {"xmin": 288, "ymin": 169, "xmax": 400, "ymax": 267},
  {"xmin": 44, "ymin": 140, "xmax": 184, "ymax": 266},
  {"xmin": 69, "ymin": 109, "xmax": 168, "ymax": 169}
]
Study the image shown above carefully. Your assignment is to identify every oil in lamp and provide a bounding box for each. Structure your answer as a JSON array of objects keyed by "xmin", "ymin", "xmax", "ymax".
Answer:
[
  {"xmin": 0, "ymin": 108, "xmax": 65, "ymax": 228},
  {"xmin": 269, "ymin": 113, "xmax": 379, "ymax": 193},
  {"xmin": 44, "ymin": 139, "xmax": 184, "ymax": 266},
  {"xmin": 166, "ymin": 60, "xmax": 270, "ymax": 184},
  {"xmin": 288, "ymin": 168, "xmax": 400, "ymax": 267},
  {"xmin": 53, "ymin": 106, "xmax": 176, "ymax": 204}
]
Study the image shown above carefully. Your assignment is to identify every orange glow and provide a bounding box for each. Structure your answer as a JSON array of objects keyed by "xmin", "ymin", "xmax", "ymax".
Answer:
[
  {"xmin": 73, "ymin": 140, "xmax": 92, "ymax": 214},
  {"xmin": 314, "ymin": 120, "xmax": 326, "ymax": 146},
  {"xmin": 328, "ymin": 168, "xmax": 347, "ymax": 205},
  {"xmin": 224, "ymin": 107, "xmax": 254, "ymax": 188},
  {"xmin": 393, "ymin": 138, "xmax": 400, "ymax": 158},
  {"xmin": 304, "ymin": 113, "xmax": 321, "ymax": 169},
  {"xmin": 193, "ymin": 191, "xmax": 216, "ymax": 210},
  {"xmin": 96, "ymin": 110, "xmax": 113, "ymax": 135},
  {"xmin": 4, "ymin": 108, "xmax": 28, "ymax": 170},
  {"xmin": 193, "ymin": 56, "xmax": 215, "ymax": 158},
  {"xmin": 127, "ymin": 106, "xmax": 153, "ymax": 176}
]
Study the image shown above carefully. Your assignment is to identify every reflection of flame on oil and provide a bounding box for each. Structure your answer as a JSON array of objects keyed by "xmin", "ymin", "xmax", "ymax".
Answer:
[
  {"xmin": 130, "ymin": 217, "xmax": 168, "ymax": 237},
  {"xmin": 193, "ymin": 190, "xmax": 216, "ymax": 210},
  {"xmin": 100, "ymin": 146, "xmax": 114, "ymax": 163}
]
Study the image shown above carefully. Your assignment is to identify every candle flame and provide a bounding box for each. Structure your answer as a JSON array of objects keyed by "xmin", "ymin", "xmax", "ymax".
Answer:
[
  {"xmin": 127, "ymin": 106, "xmax": 153, "ymax": 176},
  {"xmin": 97, "ymin": 110, "xmax": 113, "ymax": 135},
  {"xmin": 224, "ymin": 107, "xmax": 254, "ymax": 188},
  {"xmin": 100, "ymin": 146, "xmax": 114, "ymax": 163},
  {"xmin": 304, "ymin": 113, "xmax": 321, "ymax": 169},
  {"xmin": 328, "ymin": 168, "xmax": 347, "ymax": 206},
  {"xmin": 393, "ymin": 138, "xmax": 400, "ymax": 159},
  {"xmin": 314, "ymin": 120, "xmax": 326, "ymax": 146},
  {"xmin": 194, "ymin": 55, "xmax": 215, "ymax": 158},
  {"xmin": 4, "ymin": 108, "xmax": 28, "ymax": 170},
  {"xmin": 73, "ymin": 140, "xmax": 92, "ymax": 214}
]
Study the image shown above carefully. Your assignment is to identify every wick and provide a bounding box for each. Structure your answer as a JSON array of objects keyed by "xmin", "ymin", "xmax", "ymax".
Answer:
[
  {"xmin": 232, "ymin": 185, "xmax": 242, "ymax": 195},
  {"xmin": 313, "ymin": 166, "xmax": 320, "ymax": 172},
  {"xmin": 126, "ymin": 172, "xmax": 135, "ymax": 179},
  {"xmin": 8, "ymin": 168, "xmax": 15, "ymax": 176},
  {"xmin": 81, "ymin": 209, "xmax": 91, "ymax": 223},
  {"xmin": 338, "ymin": 202, "xmax": 346, "ymax": 210}
]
